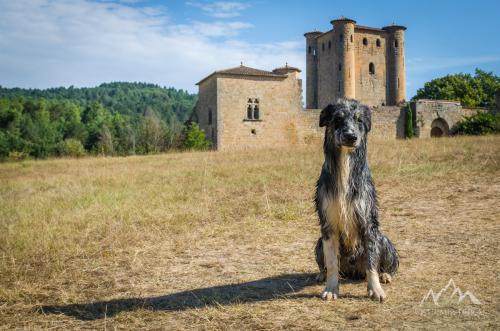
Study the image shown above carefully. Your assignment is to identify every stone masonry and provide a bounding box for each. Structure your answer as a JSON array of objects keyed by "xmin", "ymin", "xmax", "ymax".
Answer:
[{"xmin": 305, "ymin": 17, "xmax": 406, "ymax": 108}]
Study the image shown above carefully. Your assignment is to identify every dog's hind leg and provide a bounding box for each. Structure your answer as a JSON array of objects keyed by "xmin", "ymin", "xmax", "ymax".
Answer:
[
  {"xmin": 379, "ymin": 235, "xmax": 399, "ymax": 276},
  {"xmin": 315, "ymin": 237, "xmax": 326, "ymax": 283},
  {"xmin": 321, "ymin": 235, "xmax": 340, "ymax": 301},
  {"xmin": 365, "ymin": 233, "xmax": 386, "ymax": 302}
]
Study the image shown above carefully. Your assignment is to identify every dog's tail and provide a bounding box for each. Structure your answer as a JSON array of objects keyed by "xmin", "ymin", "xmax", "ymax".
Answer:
[{"xmin": 379, "ymin": 235, "xmax": 399, "ymax": 275}]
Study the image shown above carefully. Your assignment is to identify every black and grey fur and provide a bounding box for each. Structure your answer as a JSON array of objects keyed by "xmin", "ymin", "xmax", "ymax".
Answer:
[{"xmin": 314, "ymin": 98, "xmax": 398, "ymax": 302}]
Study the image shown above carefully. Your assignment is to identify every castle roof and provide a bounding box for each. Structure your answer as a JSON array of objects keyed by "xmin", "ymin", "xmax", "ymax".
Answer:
[
  {"xmin": 272, "ymin": 63, "xmax": 301, "ymax": 74},
  {"xmin": 196, "ymin": 64, "xmax": 288, "ymax": 85}
]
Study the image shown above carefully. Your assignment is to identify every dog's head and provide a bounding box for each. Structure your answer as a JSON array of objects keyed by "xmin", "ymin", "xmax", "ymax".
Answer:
[{"xmin": 319, "ymin": 98, "xmax": 371, "ymax": 150}]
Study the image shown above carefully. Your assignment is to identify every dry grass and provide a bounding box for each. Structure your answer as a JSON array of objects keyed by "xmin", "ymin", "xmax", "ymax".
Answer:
[{"xmin": 0, "ymin": 135, "xmax": 499, "ymax": 330}]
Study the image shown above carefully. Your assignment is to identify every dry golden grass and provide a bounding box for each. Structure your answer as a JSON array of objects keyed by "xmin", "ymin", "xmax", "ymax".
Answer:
[{"xmin": 0, "ymin": 135, "xmax": 499, "ymax": 330}]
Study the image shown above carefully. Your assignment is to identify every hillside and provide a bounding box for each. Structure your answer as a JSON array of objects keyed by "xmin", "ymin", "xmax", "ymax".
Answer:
[
  {"xmin": 0, "ymin": 83, "xmax": 198, "ymax": 158},
  {"xmin": 0, "ymin": 82, "xmax": 197, "ymax": 123}
]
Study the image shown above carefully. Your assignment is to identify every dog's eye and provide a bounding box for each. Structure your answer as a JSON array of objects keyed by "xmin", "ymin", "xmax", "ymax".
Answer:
[{"xmin": 333, "ymin": 117, "xmax": 343, "ymax": 126}]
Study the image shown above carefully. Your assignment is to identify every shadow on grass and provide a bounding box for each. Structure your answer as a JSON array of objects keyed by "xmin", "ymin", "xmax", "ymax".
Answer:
[{"xmin": 40, "ymin": 273, "xmax": 327, "ymax": 320}]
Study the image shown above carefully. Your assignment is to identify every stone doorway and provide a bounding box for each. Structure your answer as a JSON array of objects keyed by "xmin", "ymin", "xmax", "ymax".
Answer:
[{"xmin": 430, "ymin": 118, "xmax": 449, "ymax": 137}]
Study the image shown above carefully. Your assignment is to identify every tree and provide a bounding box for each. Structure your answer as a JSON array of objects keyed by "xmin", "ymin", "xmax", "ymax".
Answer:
[
  {"xmin": 183, "ymin": 123, "xmax": 211, "ymax": 150},
  {"xmin": 137, "ymin": 108, "xmax": 164, "ymax": 154},
  {"xmin": 97, "ymin": 125, "xmax": 114, "ymax": 155},
  {"xmin": 413, "ymin": 69, "xmax": 500, "ymax": 108}
]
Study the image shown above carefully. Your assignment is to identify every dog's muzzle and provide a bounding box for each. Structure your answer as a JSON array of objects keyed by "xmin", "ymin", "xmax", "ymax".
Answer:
[{"xmin": 341, "ymin": 132, "xmax": 358, "ymax": 147}]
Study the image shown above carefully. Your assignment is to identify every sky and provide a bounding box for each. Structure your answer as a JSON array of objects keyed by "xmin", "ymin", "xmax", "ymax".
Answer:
[{"xmin": 0, "ymin": 0, "xmax": 499, "ymax": 98}]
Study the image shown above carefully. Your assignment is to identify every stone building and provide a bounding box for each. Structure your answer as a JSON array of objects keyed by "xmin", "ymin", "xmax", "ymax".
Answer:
[
  {"xmin": 305, "ymin": 17, "xmax": 406, "ymax": 108},
  {"xmin": 192, "ymin": 64, "xmax": 303, "ymax": 150},
  {"xmin": 192, "ymin": 17, "xmax": 481, "ymax": 150}
]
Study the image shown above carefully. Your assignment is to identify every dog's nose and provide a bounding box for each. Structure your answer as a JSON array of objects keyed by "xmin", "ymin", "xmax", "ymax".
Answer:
[{"xmin": 345, "ymin": 132, "xmax": 357, "ymax": 142}]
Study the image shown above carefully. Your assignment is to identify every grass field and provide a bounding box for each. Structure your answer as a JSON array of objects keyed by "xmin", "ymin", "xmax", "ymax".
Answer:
[{"xmin": 0, "ymin": 136, "xmax": 499, "ymax": 330}]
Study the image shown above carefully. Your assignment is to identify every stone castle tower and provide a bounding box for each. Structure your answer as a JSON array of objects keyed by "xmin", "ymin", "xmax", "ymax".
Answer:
[{"xmin": 305, "ymin": 17, "xmax": 406, "ymax": 108}]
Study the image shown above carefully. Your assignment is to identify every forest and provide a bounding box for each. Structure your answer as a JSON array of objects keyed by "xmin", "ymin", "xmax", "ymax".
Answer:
[{"xmin": 0, "ymin": 82, "xmax": 198, "ymax": 159}]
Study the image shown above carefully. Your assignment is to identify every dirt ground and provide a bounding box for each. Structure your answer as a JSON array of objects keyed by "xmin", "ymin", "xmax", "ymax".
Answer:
[{"xmin": 0, "ymin": 136, "xmax": 499, "ymax": 330}]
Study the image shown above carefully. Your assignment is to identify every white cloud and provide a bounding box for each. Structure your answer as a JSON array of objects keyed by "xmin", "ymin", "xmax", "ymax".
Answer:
[
  {"xmin": 0, "ymin": 0, "xmax": 303, "ymax": 92},
  {"xmin": 186, "ymin": 1, "xmax": 251, "ymax": 18}
]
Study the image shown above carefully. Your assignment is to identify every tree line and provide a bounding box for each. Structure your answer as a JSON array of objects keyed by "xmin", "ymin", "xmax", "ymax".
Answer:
[{"xmin": 0, "ymin": 82, "xmax": 208, "ymax": 159}]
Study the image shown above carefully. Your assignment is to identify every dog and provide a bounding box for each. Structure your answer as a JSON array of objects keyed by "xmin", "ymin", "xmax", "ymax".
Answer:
[{"xmin": 314, "ymin": 98, "xmax": 399, "ymax": 302}]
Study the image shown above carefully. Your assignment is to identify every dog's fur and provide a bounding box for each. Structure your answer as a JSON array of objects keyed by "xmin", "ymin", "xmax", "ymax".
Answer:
[{"xmin": 314, "ymin": 98, "xmax": 399, "ymax": 302}]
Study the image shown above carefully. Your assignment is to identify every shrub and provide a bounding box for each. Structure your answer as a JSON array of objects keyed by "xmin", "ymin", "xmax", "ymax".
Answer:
[
  {"xmin": 59, "ymin": 138, "xmax": 86, "ymax": 157},
  {"xmin": 8, "ymin": 151, "xmax": 28, "ymax": 161},
  {"xmin": 452, "ymin": 112, "xmax": 500, "ymax": 135},
  {"xmin": 183, "ymin": 123, "xmax": 211, "ymax": 150},
  {"xmin": 405, "ymin": 104, "xmax": 414, "ymax": 138}
]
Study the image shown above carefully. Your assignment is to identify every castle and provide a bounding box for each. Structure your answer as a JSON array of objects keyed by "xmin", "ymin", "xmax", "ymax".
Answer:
[
  {"xmin": 192, "ymin": 17, "xmax": 476, "ymax": 150},
  {"xmin": 305, "ymin": 17, "xmax": 406, "ymax": 108}
]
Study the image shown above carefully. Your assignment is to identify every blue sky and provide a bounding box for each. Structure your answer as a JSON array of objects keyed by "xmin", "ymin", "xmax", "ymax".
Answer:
[{"xmin": 0, "ymin": 0, "xmax": 499, "ymax": 98}]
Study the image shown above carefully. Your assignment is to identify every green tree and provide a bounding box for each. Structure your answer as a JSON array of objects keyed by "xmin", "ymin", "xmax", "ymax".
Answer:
[
  {"xmin": 137, "ymin": 109, "xmax": 164, "ymax": 154},
  {"xmin": 58, "ymin": 138, "xmax": 85, "ymax": 157},
  {"xmin": 183, "ymin": 123, "xmax": 211, "ymax": 150},
  {"xmin": 413, "ymin": 69, "xmax": 500, "ymax": 108}
]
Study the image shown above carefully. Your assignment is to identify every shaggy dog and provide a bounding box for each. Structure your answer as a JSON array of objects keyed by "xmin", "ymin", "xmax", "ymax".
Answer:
[{"xmin": 314, "ymin": 98, "xmax": 399, "ymax": 302}]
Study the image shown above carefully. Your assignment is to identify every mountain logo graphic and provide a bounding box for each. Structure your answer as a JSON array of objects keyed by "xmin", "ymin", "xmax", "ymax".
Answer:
[{"xmin": 420, "ymin": 279, "xmax": 481, "ymax": 306}]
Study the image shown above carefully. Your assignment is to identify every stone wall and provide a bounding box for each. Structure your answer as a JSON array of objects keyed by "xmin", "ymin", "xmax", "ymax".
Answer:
[
  {"xmin": 354, "ymin": 29, "xmax": 388, "ymax": 106},
  {"xmin": 295, "ymin": 106, "xmax": 404, "ymax": 144},
  {"xmin": 411, "ymin": 99, "xmax": 463, "ymax": 138},
  {"xmin": 196, "ymin": 77, "xmax": 218, "ymax": 147},
  {"xmin": 215, "ymin": 73, "xmax": 303, "ymax": 150}
]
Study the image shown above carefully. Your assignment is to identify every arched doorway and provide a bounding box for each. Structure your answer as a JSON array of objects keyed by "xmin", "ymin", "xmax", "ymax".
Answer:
[{"xmin": 430, "ymin": 118, "xmax": 449, "ymax": 137}]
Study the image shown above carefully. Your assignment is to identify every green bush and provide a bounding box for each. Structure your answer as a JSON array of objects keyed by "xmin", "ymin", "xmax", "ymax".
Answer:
[
  {"xmin": 183, "ymin": 123, "xmax": 211, "ymax": 150},
  {"xmin": 452, "ymin": 112, "xmax": 500, "ymax": 135},
  {"xmin": 405, "ymin": 104, "xmax": 414, "ymax": 138},
  {"xmin": 59, "ymin": 138, "xmax": 86, "ymax": 157},
  {"xmin": 8, "ymin": 151, "xmax": 28, "ymax": 161}
]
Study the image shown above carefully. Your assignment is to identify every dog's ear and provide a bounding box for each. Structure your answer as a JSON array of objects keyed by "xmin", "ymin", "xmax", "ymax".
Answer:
[
  {"xmin": 319, "ymin": 104, "xmax": 335, "ymax": 127},
  {"xmin": 360, "ymin": 104, "xmax": 372, "ymax": 132}
]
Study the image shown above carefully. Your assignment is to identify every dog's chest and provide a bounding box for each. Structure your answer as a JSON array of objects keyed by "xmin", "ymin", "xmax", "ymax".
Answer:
[{"xmin": 323, "ymin": 151, "xmax": 359, "ymax": 250}]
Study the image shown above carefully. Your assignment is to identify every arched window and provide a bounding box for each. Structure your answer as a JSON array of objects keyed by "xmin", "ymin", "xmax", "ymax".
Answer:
[
  {"xmin": 369, "ymin": 62, "xmax": 375, "ymax": 75},
  {"xmin": 338, "ymin": 63, "xmax": 342, "ymax": 71},
  {"xmin": 328, "ymin": 40, "xmax": 331, "ymax": 49},
  {"xmin": 208, "ymin": 109, "xmax": 212, "ymax": 125},
  {"xmin": 363, "ymin": 38, "xmax": 368, "ymax": 46},
  {"xmin": 246, "ymin": 98, "xmax": 260, "ymax": 120},
  {"xmin": 394, "ymin": 39, "xmax": 399, "ymax": 48},
  {"xmin": 350, "ymin": 35, "xmax": 353, "ymax": 42},
  {"xmin": 308, "ymin": 46, "xmax": 311, "ymax": 54},
  {"xmin": 376, "ymin": 39, "xmax": 381, "ymax": 47},
  {"xmin": 339, "ymin": 34, "xmax": 343, "ymax": 42},
  {"xmin": 253, "ymin": 105, "xmax": 260, "ymax": 120}
]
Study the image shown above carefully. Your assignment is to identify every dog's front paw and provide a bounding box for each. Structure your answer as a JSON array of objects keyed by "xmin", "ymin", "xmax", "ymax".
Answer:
[
  {"xmin": 380, "ymin": 273, "xmax": 392, "ymax": 284},
  {"xmin": 321, "ymin": 287, "xmax": 339, "ymax": 301},
  {"xmin": 367, "ymin": 285, "xmax": 386, "ymax": 302}
]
